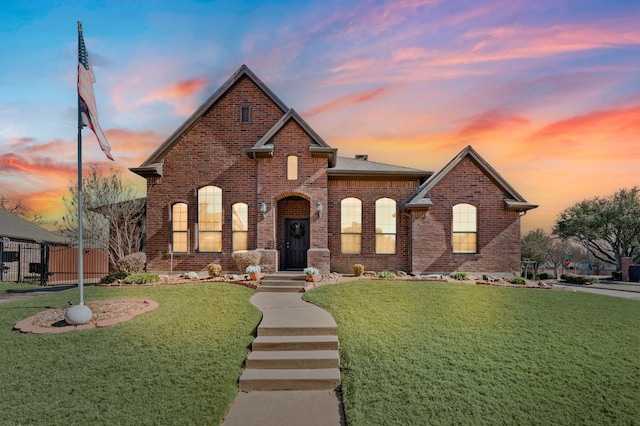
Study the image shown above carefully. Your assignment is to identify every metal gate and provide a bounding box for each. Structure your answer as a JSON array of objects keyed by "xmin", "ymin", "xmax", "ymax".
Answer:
[{"xmin": 0, "ymin": 239, "xmax": 109, "ymax": 285}]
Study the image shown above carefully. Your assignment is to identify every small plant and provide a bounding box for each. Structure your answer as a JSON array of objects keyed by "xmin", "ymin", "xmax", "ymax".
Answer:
[
  {"xmin": 99, "ymin": 271, "xmax": 128, "ymax": 284},
  {"xmin": 537, "ymin": 272, "xmax": 554, "ymax": 280},
  {"xmin": 232, "ymin": 250, "xmax": 261, "ymax": 273},
  {"xmin": 304, "ymin": 267, "xmax": 320, "ymax": 275},
  {"xmin": 506, "ymin": 276, "xmax": 526, "ymax": 285},
  {"xmin": 449, "ymin": 272, "xmax": 469, "ymax": 281},
  {"xmin": 207, "ymin": 263, "xmax": 222, "ymax": 277},
  {"xmin": 612, "ymin": 271, "xmax": 622, "ymax": 281},
  {"xmin": 115, "ymin": 252, "xmax": 147, "ymax": 274},
  {"xmin": 245, "ymin": 265, "xmax": 261, "ymax": 274},
  {"xmin": 123, "ymin": 272, "xmax": 160, "ymax": 284},
  {"xmin": 377, "ymin": 270, "xmax": 397, "ymax": 279},
  {"xmin": 353, "ymin": 264, "xmax": 365, "ymax": 276}
]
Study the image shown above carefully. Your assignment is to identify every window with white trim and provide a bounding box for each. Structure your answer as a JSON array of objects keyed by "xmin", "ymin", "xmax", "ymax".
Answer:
[
  {"xmin": 287, "ymin": 155, "xmax": 298, "ymax": 180},
  {"xmin": 452, "ymin": 203, "xmax": 477, "ymax": 253},
  {"xmin": 232, "ymin": 202, "xmax": 248, "ymax": 252},
  {"xmin": 341, "ymin": 197, "xmax": 362, "ymax": 254},
  {"xmin": 375, "ymin": 198, "xmax": 396, "ymax": 254},
  {"xmin": 172, "ymin": 203, "xmax": 188, "ymax": 253},
  {"xmin": 198, "ymin": 185, "xmax": 222, "ymax": 252}
]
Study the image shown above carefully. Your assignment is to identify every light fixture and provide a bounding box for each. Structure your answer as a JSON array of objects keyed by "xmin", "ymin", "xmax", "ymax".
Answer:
[
  {"xmin": 260, "ymin": 202, "xmax": 267, "ymax": 219},
  {"xmin": 316, "ymin": 201, "xmax": 323, "ymax": 218}
]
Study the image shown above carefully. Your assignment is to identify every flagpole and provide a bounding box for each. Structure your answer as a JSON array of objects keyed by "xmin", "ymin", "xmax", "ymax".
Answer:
[{"xmin": 65, "ymin": 21, "xmax": 92, "ymax": 325}]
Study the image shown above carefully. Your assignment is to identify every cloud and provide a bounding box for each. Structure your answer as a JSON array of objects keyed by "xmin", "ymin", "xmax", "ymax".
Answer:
[
  {"xmin": 141, "ymin": 76, "xmax": 210, "ymax": 115},
  {"xmin": 304, "ymin": 87, "xmax": 391, "ymax": 117}
]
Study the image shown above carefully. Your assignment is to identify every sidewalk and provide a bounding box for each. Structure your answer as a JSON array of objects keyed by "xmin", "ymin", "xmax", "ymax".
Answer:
[{"xmin": 221, "ymin": 291, "xmax": 345, "ymax": 426}]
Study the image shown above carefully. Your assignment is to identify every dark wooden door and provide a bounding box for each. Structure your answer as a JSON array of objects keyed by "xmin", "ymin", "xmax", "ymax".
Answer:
[{"xmin": 285, "ymin": 219, "xmax": 309, "ymax": 269}]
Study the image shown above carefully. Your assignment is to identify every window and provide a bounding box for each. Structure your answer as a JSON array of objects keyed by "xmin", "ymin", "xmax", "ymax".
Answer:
[
  {"xmin": 453, "ymin": 203, "xmax": 477, "ymax": 253},
  {"xmin": 198, "ymin": 186, "xmax": 222, "ymax": 252},
  {"xmin": 232, "ymin": 202, "xmax": 248, "ymax": 252},
  {"xmin": 172, "ymin": 203, "xmax": 188, "ymax": 253},
  {"xmin": 240, "ymin": 104, "xmax": 251, "ymax": 123},
  {"xmin": 341, "ymin": 197, "xmax": 362, "ymax": 254},
  {"xmin": 287, "ymin": 155, "xmax": 298, "ymax": 180},
  {"xmin": 375, "ymin": 198, "xmax": 396, "ymax": 254}
]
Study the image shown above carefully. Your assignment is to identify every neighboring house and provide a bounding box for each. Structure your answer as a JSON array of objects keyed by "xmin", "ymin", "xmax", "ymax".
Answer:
[
  {"xmin": 0, "ymin": 210, "xmax": 107, "ymax": 284},
  {"xmin": 131, "ymin": 65, "xmax": 537, "ymax": 274}
]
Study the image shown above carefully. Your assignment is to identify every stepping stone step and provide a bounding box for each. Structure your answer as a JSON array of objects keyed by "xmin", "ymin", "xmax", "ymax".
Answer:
[
  {"xmin": 252, "ymin": 335, "xmax": 339, "ymax": 351},
  {"xmin": 239, "ymin": 368, "xmax": 341, "ymax": 391},
  {"xmin": 246, "ymin": 350, "xmax": 339, "ymax": 369},
  {"xmin": 259, "ymin": 285, "xmax": 304, "ymax": 293},
  {"xmin": 258, "ymin": 325, "xmax": 337, "ymax": 336}
]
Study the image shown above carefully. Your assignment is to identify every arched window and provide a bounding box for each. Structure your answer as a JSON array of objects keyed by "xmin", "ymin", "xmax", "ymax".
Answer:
[
  {"xmin": 172, "ymin": 203, "xmax": 188, "ymax": 253},
  {"xmin": 232, "ymin": 202, "xmax": 248, "ymax": 252},
  {"xmin": 198, "ymin": 185, "xmax": 222, "ymax": 252},
  {"xmin": 341, "ymin": 197, "xmax": 362, "ymax": 254},
  {"xmin": 453, "ymin": 203, "xmax": 477, "ymax": 253},
  {"xmin": 287, "ymin": 155, "xmax": 298, "ymax": 180},
  {"xmin": 375, "ymin": 198, "xmax": 396, "ymax": 254}
]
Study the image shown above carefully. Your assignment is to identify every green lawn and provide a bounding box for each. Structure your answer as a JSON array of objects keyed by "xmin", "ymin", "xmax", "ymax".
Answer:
[
  {"xmin": 303, "ymin": 280, "xmax": 640, "ymax": 426},
  {"xmin": 0, "ymin": 283, "xmax": 260, "ymax": 425}
]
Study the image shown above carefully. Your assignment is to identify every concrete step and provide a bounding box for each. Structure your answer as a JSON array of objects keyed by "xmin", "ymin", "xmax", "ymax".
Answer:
[
  {"xmin": 259, "ymin": 285, "xmax": 304, "ymax": 293},
  {"xmin": 262, "ymin": 273, "xmax": 306, "ymax": 282},
  {"xmin": 259, "ymin": 280, "xmax": 306, "ymax": 287},
  {"xmin": 246, "ymin": 350, "xmax": 339, "ymax": 369},
  {"xmin": 258, "ymin": 325, "xmax": 337, "ymax": 336},
  {"xmin": 239, "ymin": 368, "xmax": 341, "ymax": 391},
  {"xmin": 252, "ymin": 335, "xmax": 339, "ymax": 351}
]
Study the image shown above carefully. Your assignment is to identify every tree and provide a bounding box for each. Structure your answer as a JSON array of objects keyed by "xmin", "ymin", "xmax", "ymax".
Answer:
[
  {"xmin": 553, "ymin": 187, "xmax": 640, "ymax": 271},
  {"xmin": 0, "ymin": 194, "xmax": 45, "ymax": 225},
  {"xmin": 521, "ymin": 228, "xmax": 552, "ymax": 279},
  {"xmin": 59, "ymin": 165, "xmax": 145, "ymax": 269},
  {"xmin": 548, "ymin": 237, "xmax": 574, "ymax": 279}
]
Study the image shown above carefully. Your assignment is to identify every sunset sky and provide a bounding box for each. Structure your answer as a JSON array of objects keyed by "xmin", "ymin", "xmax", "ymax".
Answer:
[{"xmin": 1, "ymin": 0, "xmax": 639, "ymax": 233}]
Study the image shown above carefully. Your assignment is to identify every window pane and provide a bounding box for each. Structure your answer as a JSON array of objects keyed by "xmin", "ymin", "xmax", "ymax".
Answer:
[
  {"xmin": 375, "ymin": 198, "xmax": 396, "ymax": 234},
  {"xmin": 173, "ymin": 231, "xmax": 188, "ymax": 253},
  {"xmin": 199, "ymin": 231, "xmax": 222, "ymax": 252},
  {"xmin": 172, "ymin": 203, "xmax": 187, "ymax": 231},
  {"xmin": 453, "ymin": 203, "xmax": 477, "ymax": 232},
  {"xmin": 341, "ymin": 234, "xmax": 362, "ymax": 254},
  {"xmin": 376, "ymin": 234, "xmax": 396, "ymax": 254},
  {"xmin": 287, "ymin": 155, "xmax": 298, "ymax": 180},
  {"xmin": 453, "ymin": 232, "xmax": 477, "ymax": 253},
  {"xmin": 341, "ymin": 198, "xmax": 362, "ymax": 233},
  {"xmin": 232, "ymin": 203, "xmax": 248, "ymax": 231},
  {"xmin": 233, "ymin": 232, "xmax": 248, "ymax": 252}
]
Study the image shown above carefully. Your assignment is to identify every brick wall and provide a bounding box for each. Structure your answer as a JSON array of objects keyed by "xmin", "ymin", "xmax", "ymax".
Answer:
[
  {"xmin": 327, "ymin": 178, "xmax": 420, "ymax": 273},
  {"xmin": 410, "ymin": 156, "xmax": 522, "ymax": 273}
]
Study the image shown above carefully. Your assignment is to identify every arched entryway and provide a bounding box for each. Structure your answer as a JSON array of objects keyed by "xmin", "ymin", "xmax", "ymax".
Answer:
[{"xmin": 277, "ymin": 196, "xmax": 310, "ymax": 270}]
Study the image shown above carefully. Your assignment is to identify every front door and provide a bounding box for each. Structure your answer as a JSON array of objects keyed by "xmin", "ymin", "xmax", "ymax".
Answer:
[{"xmin": 284, "ymin": 219, "xmax": 309, "ymax": 269}]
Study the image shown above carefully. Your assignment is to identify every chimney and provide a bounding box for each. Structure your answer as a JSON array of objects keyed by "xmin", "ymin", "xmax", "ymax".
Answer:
[{"xmin": 355, "ymin": 154, "xmax": 368, "ymax": 161}]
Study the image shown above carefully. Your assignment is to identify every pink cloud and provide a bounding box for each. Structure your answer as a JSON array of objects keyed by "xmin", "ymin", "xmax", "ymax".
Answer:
[{"xmin": 304, "ymin": 87, "xmax": 391, "ymax": 117}]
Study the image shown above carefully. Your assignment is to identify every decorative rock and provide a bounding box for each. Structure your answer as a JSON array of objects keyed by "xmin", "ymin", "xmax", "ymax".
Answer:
[
  {"xmin": 159, "ymin": 274, "xmax": 169, "ymax": 284},
  {"xmin": 183, "ymin": 271, "xmax": 199, "ymax": 280},
  {"xmin": 64, "ymin": 304, "xmax": 93, "ymax": 325}
]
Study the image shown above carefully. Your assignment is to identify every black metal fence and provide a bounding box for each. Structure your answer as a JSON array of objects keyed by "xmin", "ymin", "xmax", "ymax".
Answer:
[{"xmin": 0, "ymin": 239, "xmax": 109, "ymax": 286}]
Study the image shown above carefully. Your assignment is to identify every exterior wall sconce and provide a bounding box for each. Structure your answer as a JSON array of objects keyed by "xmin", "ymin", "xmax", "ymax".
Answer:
[
  {"xmin": 316, "ymin": 201, "xmax": 323, "ymax": 218},
  {"xmin": 260, "ymin": 202, "xmax": 267, "ymax": 219}
]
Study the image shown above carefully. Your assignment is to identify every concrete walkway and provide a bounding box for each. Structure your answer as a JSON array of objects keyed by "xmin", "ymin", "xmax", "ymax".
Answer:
[{"xmin": 222, "ymin": 291, "xmax": 345, "ymax": 426}]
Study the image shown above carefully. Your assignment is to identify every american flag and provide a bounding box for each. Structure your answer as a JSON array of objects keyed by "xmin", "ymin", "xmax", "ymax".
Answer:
[{"xmin": 78, "ymin": 22, "xmax": 113, "ymax": 161}]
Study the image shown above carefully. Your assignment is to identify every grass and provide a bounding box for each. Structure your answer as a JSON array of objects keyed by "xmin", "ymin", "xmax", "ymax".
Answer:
[
  {"xmin": 303, "ymin": 280, "xmax": 640, "ymax": 426},
  {"xmin": 0, "ymin": 282, "xmax": 260, "ymax": 425}
]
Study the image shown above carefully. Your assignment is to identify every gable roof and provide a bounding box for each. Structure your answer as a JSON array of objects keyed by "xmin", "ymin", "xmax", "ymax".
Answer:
[
  {"xmin": 246, "ymin": 109, "xmax": 338, "ymax": 167},
  {"xmin": 328, "ymin": 156, "xmax": 432, "ymax": 179},
  {"xmin": 0, "ymin": 210, "xmax": 68, "ymax": 244},
  {"xmin": 403, "ymin": 145, "xmax": 537, "ymax": 212},
  {"xmin": 131, "ymin": 64, "xmax": 289, "ymax": 177}
]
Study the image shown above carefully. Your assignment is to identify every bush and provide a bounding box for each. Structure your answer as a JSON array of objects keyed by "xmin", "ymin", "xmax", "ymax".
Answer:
[
  {"xmin": 377, "ymin": 271, "xmax": 397, "ymax": 279},
  {"xmin": 612, "ymin": 271, "xmax": 622, "ymax": 281},
  {"xmin": 123, "ymin": 272, "xmax": 160, "ymax": 284},
  {"xmin": 537, "ymin": 272, "xmax": 554, "ymax": 280},
  {"xmin": 115, "ymin": 252, "xmax": 146, "ymax": 274},
  {"xmin": 207, "ymin": 263, "xmax": 222, "ymax": 277},
  {"xmin": 563, "ymin": 274, "xmax": 597, "ymax": 285},
  {"xmin": 232, "ymin": 251, "xmax": 261, "ymax": 273},
  {"xmin": 449, "ymin": 272, "xmax": 469, "ymax": 281},
  {"xmin": 304, "ymin": 267, "xmax": 320, "ymax": 275},
  {"xmin": 99, "ymin": 271, "xmax": 128, "ymax": 284},
  {"xmin": 246, "ymin": 265, "xmax": 261, "ymax": 274},
  {"xmin": 506, "ymin": 276, "xmax": 526, "ymax": 285},
  {"xmin": 353, "ymin": 264, "xmax": 365, "ymax": 276}
]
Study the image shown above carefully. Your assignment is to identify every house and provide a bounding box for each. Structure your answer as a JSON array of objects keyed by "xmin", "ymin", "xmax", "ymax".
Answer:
[{"xmin": 131, "ymin": 65, "xmax": 536, "ymax": 275}]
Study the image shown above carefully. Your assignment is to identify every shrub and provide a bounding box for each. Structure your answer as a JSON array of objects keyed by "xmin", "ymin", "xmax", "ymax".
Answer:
[
  {"xmin": 537, "ymin": 272, "xmax": 554, "ymax": 280},
  {"xmin": 115, "ymin": 252, "xmax": 147, "ymax": 274},
  {"xmin": 563, "ymin": 274, "xmax": 597, "ymax": 285},
  {"xmin": 123, "ymin": 272, "xmax": 160, "ymax": 284},
  {"xmin": 353, "ymin": 264, "xmax": 365, "ymax": 276},
  {"xmin": 232, "ymin": 251, "xmax": 261, "ymax": 273},
  {"xmin": 449, "ymin": 272, "xmax": 469, "ymax": 281},
  {"xmin": 377, "ymin": 271, "xmax": 397, "ymax": 279},
  {"xmin": 207, "ymin": 263, "xmax": 222, "ymax": 277},
  {"xmin": 612, "ymin": 271, "xmax": 622, "ymax": 281},
  {"xmin": 304, "ymin": 267, "xmax": 320, "ymax": 275},
  {"xmin": 506, "ymin": 276, "xmax": 526, "ymax": 285},
  {"xmin": 99, "ymin": 271, "xmax": 128, "ymax": 284}
]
